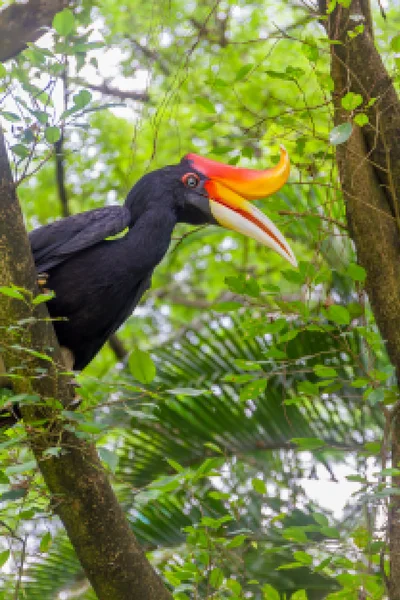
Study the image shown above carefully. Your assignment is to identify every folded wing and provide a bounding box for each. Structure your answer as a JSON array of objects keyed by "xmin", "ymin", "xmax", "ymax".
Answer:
[{"xmin": 30, "ymin": 205, "xmax": 132, "ymax": 272}]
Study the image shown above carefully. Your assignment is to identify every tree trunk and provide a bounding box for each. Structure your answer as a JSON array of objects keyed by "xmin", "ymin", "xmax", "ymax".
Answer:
[
  {"xmin": 0, "ymin": 128, "xmax": 172, "ymax": 600},
  {"xmin": 320, "ymin": 1, "xmax": 400, "ymax": 596}
]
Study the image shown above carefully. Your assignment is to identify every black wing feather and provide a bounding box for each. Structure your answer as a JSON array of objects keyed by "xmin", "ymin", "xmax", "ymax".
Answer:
[{"xmin": 30, "ymin": 206, "xmax": 131, "ymax": 272}]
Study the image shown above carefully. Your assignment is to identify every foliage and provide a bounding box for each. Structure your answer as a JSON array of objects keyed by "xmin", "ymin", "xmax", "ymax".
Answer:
[{"xmin": 1, "ymin": 0, "xmax": 399, "ymax": 598}]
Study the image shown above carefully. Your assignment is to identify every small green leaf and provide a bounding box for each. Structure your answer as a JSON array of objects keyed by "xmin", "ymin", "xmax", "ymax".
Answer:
[
  {"xmin": 291, "ymin": 437, "xmax": 325, "ymax": 450},
  {"xmin": 209, "ymin": 567, "xmax": 224, "ymax": 588},
  {"xmin": 391, "ymin": 35, "xmax": 400, "ymax": 53},
  {"xmin": 226, "ymin": 534, "xmax": 247, "ymax": 548},
  {"xmin": 313, "ymin": 512, "xmax": 329, "ymax": 526},
  {"xmin": 11, "ymin": 144, "xmax": 30, "ymax": 159},
  {"xmin": 0, "ymin": 63, "xmax": 6, "ymax": 78},
  {"xmin": 32, "ymin": 291, "xmax": 55, "ymax": 305},
  {"xmin": 166, "ymin": 458, "xmax": 184, "ymax": 472},
  {"xmin": 39, "ymin": 531, "xmax": 52, "ymax": 553},
  {"xmin": 98, "ymin": 447, "xmax": 119, "ymax": 473},
  {"xmin": 53, "ymin": 9, "xmax": 75, "ymax": 36},
  {"xmin": 354, "ymin": 113, "xmax": 369, "ymax": 127},
  {"xmin": 252, "ymin": 478, "xmax": 267, "ymax": 494},
  {"xmin": 320, "ymin": 526, "xmax": 340, "ymax": 538},
  {"xmin": 195, "ymin": 96, "xmax": 215, "ymax": 113},
  {"xmin": 0, "ymin": 286, "xmax": 25, "ymax": 300},
  {"xmin": 73, "ymin": 89, "xmax": 92, "ymax": 109},
  {"xmin": 45, "ymin": 126, "xmax": 61, "ymax": 143},
  {"xmin": 329, "ymin": 122, "xmax": 352, "ymax": 145},
  {"xmin": 347, "ymin": 262, "xmax": 366, "ymax": 281},
  {"xmin": 0, "ymin": 550, "xmax": 10, "ymax": 567},
  {"xmin": 239, "ymin": 379, "xmax": 267, "ymax": 402},
  {"xmin": 262, "ymin": 583, "xmax": 280, "ymax": 600},
  {"xmin": 326, "ymin": 304, "xmax": 350, "ymax": 325},
  {"xmin": 341, "ymin": 93, "xmax": 363, "ymax": 111},
  {"xmin": 293, "ymin": 551, "xmax": 313, "ymax": 565},
  {"xmin": 313, "ymin": 365, "xmax": 337, "ymax": 378},
  {"xmin": 167, "ymin": 388, "xmax": 207, "ymax": 396},
  {"xmin": 5, "ymin": 460, "xmax": 37, "ymax": 475},
  {"xmin": 291, "ymin": 591, "xmax": 308, "ymax": 600},
  {"xmin": 235, "ymin": 64, "xmax": 253, "ymax": 82},
  {"xmin": 128, "ymin": 348, "xmax": 156, "ymax": 384},
  {"xmin": 0, "ymin": 111, "xmax": 20, "ymax": 122}
]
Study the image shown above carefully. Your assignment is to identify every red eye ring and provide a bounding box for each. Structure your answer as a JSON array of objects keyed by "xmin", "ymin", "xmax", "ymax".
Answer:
[{"xmin": 182, "ymin": 172, "xmax": 200, "ymax": 188}]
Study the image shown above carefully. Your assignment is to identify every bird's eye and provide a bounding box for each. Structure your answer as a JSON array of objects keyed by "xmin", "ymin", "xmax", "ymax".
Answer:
[{"xmin": 182, "ymin": 173, "xmax": 200, "ymax": 188}]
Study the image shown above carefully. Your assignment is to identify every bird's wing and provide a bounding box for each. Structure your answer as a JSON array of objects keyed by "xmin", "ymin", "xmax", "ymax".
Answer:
[{"xmin": 30, "ymin": 205, "xmax": 131, "ymax": 272}]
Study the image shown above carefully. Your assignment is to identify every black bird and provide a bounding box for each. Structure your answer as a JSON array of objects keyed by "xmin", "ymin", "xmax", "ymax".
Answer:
[{"xmin": 28, "ymin": 147, "xmax": 296, "ymax": 371}]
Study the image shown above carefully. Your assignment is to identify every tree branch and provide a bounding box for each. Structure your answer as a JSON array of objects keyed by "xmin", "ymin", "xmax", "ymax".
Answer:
[
  {"xmin": 70, "ymin": 78, "xmax": 150, "ymax": 102},
  {"xmin": 0, "ymin": 0, "xmax": 70, "ymax": 62},
  {"xmin": 0, "ymin": 128, "xmax": 172, "ymax": 600}
]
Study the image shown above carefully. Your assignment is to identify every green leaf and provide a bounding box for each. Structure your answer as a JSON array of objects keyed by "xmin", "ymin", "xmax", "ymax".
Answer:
[
  {"xmin": 0, "ymin": 63, "xmax": 6, "ymax": 78},
  {"xmin": 329, "ymin": 122, "xmax": 352, "ymax": 145},
  {"xmin": 73, "ymin": 89, "xmax": 92, "ymax": 109},
  {"xmin": 0, "ymin": 286, "xmax": 25, "ymax": 300},
  {"xmin": 53, "ymin": 9, "xmax": 75, "ymax": 36},
  {"xmin": 341, "ymin": 92, "xmax": 363, "ymax": 111},
  {"xmin": 45, "ymin": 126, "xmax": 61, "ymax": 143},
  {"xmin": 291, "ymin": 437, "xmax": 325, "ymax": 450},
  {"xmin": 354, "ymin": 113, "xmax": 369, "ymax": 127},
  {"xmin": 32, "ymin": 291, "xmax": 55, "ymax": 305},
  {"xmin": 209, "ymin": 567, "xmax": 224, "ymax": 588},
  {"xmin": 0, "ymin": 550, "xmax": 10, "ymax": 568},
  {"xmin": 235, "ymin": 64, "xmax": 253, "ymax": 82},
  {"xmin": 195, "ymin": 97, "xmax": 215, "ymax": 113},
  {"xmin": 252, "ymin": 478, "xmax": 267, "ymax": 494},
  {"xmin": 313, "ymin": 512, "xmax": 329, "ymax": 526},
  {"xmin": 11, "ymin": 143, "xmax": 30, "ymax": 159},
  {"xmin": 239, "ymin": 379, "xmax": 267, "ymax": 402},
  {"xmin": 391, "ymin": 35, "xmax": 400, "ymax": 52},
  {"xmin": 326, "ymin": 304, "xmax": 350, "ymax": 325},
  {"xmin": 5, "ymin": 460, "xmax": 37, "ymax": 475},
  {"xmin": 347, "ymin": 262, "xmax": 366, "ymax": 281},
  {"xmin": 320, "ymin": 526, "xmax": 340, "ymax": 538},
  {"xmin": 262, "ymin": 584, "xmax": 280, "ymax": 600},
  {"xmin": 225, "ymin": 534, "xmax": 247, "ymax": 548},
  {"xmin": 291, "ymin": 591, "xmax": 308, "ymax": 600},
  {"xmin": 98, "ymin": 447, "xmax": 119, "ymax": 473},
  {"xmin": 39, "ymin": 531, "xmax": 52, "ymax": 553},
  {"xmin": 128, "ymin": 348, "xmax": 156, "ymax": 384},
  {"xmin": 166, "ymin": 388, "xmax": 207, "ymax": 396},
  {"xmin": 293, "ymin": 551, "xmax": 313, "ymax": 565},
  {"xmin": 313, "ymin": 365, "xmax": 337, "ymax": 378},
  {"xmin": 0, "ymin": 111, "xmax": 20, "ymax": 122},
  {"xmin": 166, "ymin": 458, "xmax": 184, "ymax": 472}
]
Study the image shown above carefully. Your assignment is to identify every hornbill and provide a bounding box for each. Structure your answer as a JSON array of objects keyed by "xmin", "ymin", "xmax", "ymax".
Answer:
[{"xmin": 5, "ymin": 147, "xmax": 296, "ymax": 377}]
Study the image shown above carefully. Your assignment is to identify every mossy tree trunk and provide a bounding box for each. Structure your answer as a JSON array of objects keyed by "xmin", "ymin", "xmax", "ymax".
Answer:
[
  {"xmin": 0, "ymin": 128, "xmax": 172, "ymax": 600},
  {"xmin": 319, "ymin": 0, "xmax": 400, "ymax": 596}
]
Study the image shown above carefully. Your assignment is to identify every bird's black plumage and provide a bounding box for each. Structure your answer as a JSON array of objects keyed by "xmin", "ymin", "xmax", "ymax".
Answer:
[{"xmin": 29, "ymin": 159, "xmax": 213, "ymax": 370}]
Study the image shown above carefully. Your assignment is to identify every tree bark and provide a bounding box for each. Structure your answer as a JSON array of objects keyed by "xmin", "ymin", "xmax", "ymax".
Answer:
[
  {"xmin": 320, "ymin": 1, "xmax": 400, "ymax": 597},
  {"xmin": 0, "ymin": 128, "xmax": 172, "ymax": 600},
  {"xmin": 0, "ymin": 0, "xmax": 71, "ymax": 63}
]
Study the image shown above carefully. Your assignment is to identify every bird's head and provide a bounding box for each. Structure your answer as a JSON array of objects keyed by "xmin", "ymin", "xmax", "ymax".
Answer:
[
  {"xmin": 176, "ymin": 147, "xmax": 297, "ymax": 267},
  {"xmin": 125, "ymin": 147, "xmax": 297, "ymax": 267}
]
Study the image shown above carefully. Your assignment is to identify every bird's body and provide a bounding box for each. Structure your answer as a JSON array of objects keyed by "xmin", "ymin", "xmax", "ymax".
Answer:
[
  {"xmin": 32, "ymin": 202, "xmax": 177, "ymax": 369},
  {"xmin": 25, "ymin": 148, "xmax": 296, "ymax": 372}
]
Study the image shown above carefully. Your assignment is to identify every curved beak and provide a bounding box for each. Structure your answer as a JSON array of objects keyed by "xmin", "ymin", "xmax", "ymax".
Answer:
[{"xmin": 186, "ymin": 147, "xmax": 297, "ymax": 267}]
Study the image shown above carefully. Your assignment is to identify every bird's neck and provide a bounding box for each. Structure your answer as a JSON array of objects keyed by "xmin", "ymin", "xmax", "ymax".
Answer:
[{"xmin": 125, "ymin": 207, "xmax": 177, "ymax": 272}]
